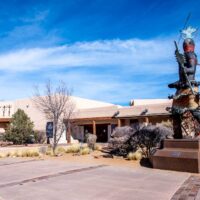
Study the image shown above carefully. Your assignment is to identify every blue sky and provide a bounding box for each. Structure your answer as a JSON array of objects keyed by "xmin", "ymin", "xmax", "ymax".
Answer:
[{"xmin": 0, "ymin": 0, "xmax": 200, "ymax": 105}]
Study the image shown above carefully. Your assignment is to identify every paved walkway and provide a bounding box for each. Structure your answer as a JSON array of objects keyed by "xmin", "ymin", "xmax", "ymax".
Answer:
[
  {"xmin": 171, "ymin": 175, "xmax": 200, "ymax": 200},
  {"xmin": 0, "ymin": 158, "xmax": 191, "ymax": 200}
]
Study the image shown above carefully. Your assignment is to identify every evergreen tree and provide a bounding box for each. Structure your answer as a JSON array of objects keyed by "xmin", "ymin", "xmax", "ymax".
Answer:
[{"xmin": 4, "ymin": 109, "xmax": 34, "ymax": 144}]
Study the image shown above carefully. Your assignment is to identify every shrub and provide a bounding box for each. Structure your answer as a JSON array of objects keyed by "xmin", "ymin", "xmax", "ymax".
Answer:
[
  {"xmin": 3, "ymin": 109, "xmax": 34, "ymax": 145},
  {"xmin": 108, "ymin": 126, "xmax": 136, "ymax": 156},
  {"xmin": 134, "ymin": 124, "xmax": 173, "ymax": 157},
  {"xmin": 108, "ymin": 124, "xmax": 173, "ymax": 158},
  {"xmin": 86, "ymin": 133, "xmax": 97, "ymax": 150}
]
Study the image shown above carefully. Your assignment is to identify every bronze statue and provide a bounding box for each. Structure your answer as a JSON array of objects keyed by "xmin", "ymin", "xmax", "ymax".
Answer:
[{"xmin": 168, "ymin": 26, "xmax": 200, "ymax": 139}]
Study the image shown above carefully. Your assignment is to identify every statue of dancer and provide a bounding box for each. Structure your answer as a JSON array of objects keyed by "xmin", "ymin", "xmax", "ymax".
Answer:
[{"xmin": 168, "ymin": 27, "xmax": 198, "ymax": 91}]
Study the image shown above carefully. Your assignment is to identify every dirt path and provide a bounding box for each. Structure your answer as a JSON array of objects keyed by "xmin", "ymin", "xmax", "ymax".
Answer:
[{"xmin": 44, "ymin": 150, "xmax": 141, "ymax": 169}]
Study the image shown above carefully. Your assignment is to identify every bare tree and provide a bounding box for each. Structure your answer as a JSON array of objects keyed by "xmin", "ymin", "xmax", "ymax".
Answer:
[{"xmin": 33, "ymin": 80, "xmax": 75, "ymax": 154}]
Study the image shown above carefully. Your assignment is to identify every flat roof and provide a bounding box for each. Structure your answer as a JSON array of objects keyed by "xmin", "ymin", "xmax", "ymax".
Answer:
[{"xmin": 70, "ymin": 102, "xmax": 171, "ymax": 120}]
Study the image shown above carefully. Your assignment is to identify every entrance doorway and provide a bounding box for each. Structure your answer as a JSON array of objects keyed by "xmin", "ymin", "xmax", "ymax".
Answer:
[{"xmin": 96, "ymin": 124, "xmax": 108, "ymax": 143}]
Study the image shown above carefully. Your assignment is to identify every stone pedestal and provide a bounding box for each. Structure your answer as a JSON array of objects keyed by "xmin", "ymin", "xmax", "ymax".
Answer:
[
  {"xmin": 172, "ymin": 87, "xmax": 200, "ymax": 138},
  {"xmin": 151, "ymin": 139, "xmax": 200, "ymax": 173}
]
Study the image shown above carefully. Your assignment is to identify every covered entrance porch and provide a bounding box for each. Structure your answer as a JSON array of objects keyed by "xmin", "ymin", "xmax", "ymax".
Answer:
[{"xmin": 70, "ymin": 118, "xmax": 118, "ymax": 143}]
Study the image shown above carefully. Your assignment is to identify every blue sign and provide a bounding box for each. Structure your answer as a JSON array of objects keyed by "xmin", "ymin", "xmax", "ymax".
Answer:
[{"xmin": 46, "ymin": 122, "xmax": 53, "ymax": 138}]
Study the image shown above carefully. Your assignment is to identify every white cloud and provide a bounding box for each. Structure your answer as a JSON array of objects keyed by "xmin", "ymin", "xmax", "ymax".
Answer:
[
  {"xmin": 0, "ymin": 37, "xmax": 177, "ymax": 74},
  {"xmin": 0, "ymin": 37, "xmax": 196, "ymax": 104}
]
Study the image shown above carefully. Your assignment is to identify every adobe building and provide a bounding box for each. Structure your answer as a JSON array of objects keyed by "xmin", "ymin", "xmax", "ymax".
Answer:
[
  {"xmin": 68, "ymin": 99, "xmax": 172, "ymax": 143},
  {"xmin": 0, "ymin": 96, "xmax": 115, "ymax": 143},
  {"xmin": 0, "ymin": 97, "xmax": 172, "ymax": 144}
]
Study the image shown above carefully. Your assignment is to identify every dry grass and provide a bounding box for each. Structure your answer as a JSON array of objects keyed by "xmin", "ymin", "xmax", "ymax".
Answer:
[
  {"xmin": 94, "ymin": 144, "xmax": 102, "ymax": 151},
  {"xmin": 80, "ymin": 147, "xmax": 90, "ymax": 155},
  {"xmin": 45, "ymin": 144, "xmax": 91, "ymax": 156},
  {"xmin": 0, "ymin": 149, "xmax": 40, "ymax": 158},
  {"xmin": 46, "ymin": 144, "xmax": 101, "ymax": 156},
  {"xmin": 45, "ymin": 150, "xmax": 141, "ymax": 170},
  {"xmin": 44, "ymin": 145, "xmax": 81, "ymax": 156},
  {"xmin": 65, "ymin": 145, "xmax": 80, "ymax": 153},
  {"xmin": 19, "ymin": 150, "xmax": 40, "ymax": 157},
  {"xmin": 46, "ymin": 150, "xmax": 54, "ymax": 156},
  {"xmin": 0, "ymin": 153, "xmax": 5, "ymax": 158},
  {"xmin": 56, "ymin": 146, "xmax": 66, "ymax": 153},
  {"xmin": 0, "ymin": 144, "xmax": 101, "ymax": 159},
  {"xmin": 127, "ymin": 150, "xmax": 143, "ymax": 161}
]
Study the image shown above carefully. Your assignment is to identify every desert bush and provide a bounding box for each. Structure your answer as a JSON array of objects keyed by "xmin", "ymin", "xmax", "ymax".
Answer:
[
  {"xmin": 108, "ymin": 126, "xmax": 136, "ymax": 156},
  {"xmin": 134, "ymin": 124, "xmax": 173, "ymax": 157},
  {"xmin": 3, "ymin": 109, "xmax": 34, "ymax": 145},
  {"xmin": 108, "ymin": 124, "xmax": 173, "ymax": 158},
  {"xmin": 86, "ymin": 133, "xmax": 97, "ymax": 150}
]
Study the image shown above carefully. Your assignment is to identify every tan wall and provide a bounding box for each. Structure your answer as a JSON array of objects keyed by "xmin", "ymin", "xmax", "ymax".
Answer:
[{"xmin": 14, "ymin": 99, "xmax": 47, "ymax": 131}]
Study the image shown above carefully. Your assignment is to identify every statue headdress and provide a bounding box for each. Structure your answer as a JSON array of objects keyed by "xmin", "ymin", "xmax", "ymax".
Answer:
[{"xmin": 181, "ymin": 26, "xmax": 197, "ymax": 39}]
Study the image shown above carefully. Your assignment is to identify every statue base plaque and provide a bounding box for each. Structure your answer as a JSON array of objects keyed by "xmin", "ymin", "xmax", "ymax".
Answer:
[{"xmin": 151, "ymin": 139, "xmax": 200, "ymax": 173}]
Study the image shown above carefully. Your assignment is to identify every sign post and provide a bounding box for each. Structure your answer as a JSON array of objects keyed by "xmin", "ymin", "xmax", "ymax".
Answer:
[{"xmin": 46, "ymin": 122, "xmax": 53, "ymax": 144}]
